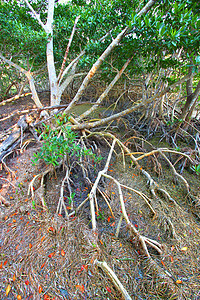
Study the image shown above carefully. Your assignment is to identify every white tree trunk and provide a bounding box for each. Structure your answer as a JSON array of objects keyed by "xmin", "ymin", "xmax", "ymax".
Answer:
[{"xmin": 45, "ymin": 0, "xmax": 60, "ymax": 106}]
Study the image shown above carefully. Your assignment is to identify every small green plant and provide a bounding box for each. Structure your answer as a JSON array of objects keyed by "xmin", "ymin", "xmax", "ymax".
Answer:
[
  {"xmin": 32, "ymin": 114, "xmax": 102, "ymax": 169},
  {"xmin": 191, "ymin": 164, "xmax": 200, "ymax": 175},
  {"xmin": 67, "ymin": 192, "xmax": 75, "ymax": 206}
]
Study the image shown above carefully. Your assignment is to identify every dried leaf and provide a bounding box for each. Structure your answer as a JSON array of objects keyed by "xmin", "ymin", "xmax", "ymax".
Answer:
[
  {"xmin": 4, "ymin": 260, "xmax": 8, "ymax": 266},
  {"xmin": 106, "ymin": 286, "xmax": 112, "ymax": 293},
  {"xmin": 61, "ymin": 249, "xmax": 65, "ymax": 256},
  {"xmin": 6, "ymin": 284, "xmax": 11, "ymax": 296},
  {"xmin": 47, "ymin": 227, "xmax": 55, "ymax": 233},
  {"xmin": 13, "ymin": 274, "xmax": 16, "ymax": 282},
  {"xmin": 176, "ymin": 279, "xmax": 182, "ymax": 284},
  {"xmin": 41, "ymin": 261, "xmax": 46, "ymax": 269},
  {"xmin": 161, "ymin": 260, "xmax": 165, "ymax": 267},
  {"xmin": 48, "ymin": 252, "xmax": 55, "ymax": 258},
  {"xmin": 75, "ymin": 285, "xmax": 85, "ymax": 293},
  {"xmin": 29, "ymin": 243, "xmax": 32, "ymax": 249},
  {"xmin": 39, "ymin": 286, "xmax": 43, "ymax": 293},
  {"xmin": 80, "ymin": 265, "xmax": 88, "ymax": 271}
]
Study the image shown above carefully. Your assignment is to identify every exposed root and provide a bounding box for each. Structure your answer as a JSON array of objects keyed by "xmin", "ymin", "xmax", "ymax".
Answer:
[
  {"xmin": 0, "ymin": 194, "xmax": 10, "ymax": 207},
  {"xmin": 95, "ymin": 260, "xmax": 132, "ymax": 300},
  {"xmin": 159, "ymin": 150, "xmax": 189, "ymax": 192},
  {"xmin": 158, "ymin": 215, "xmax": 178, "ymax": 239},
  {"xmin": 142, "ymin": 258, "xmax": 178, "ymax": 298},
  {"xmin": 28, "ymin": 167, "xmax": 51, "ymax": 210},
  {"xmin": 120, "ymin": 183, "xmax": 156, "ymax": 216},
  {"xmin": 57, "ymin": 166, "xmax": 73, "ymax": 217}
]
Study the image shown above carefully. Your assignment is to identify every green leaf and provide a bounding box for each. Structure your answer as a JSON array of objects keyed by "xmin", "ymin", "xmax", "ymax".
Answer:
[{"xmin": 196, "ymin": 56, "xmax": 200, "ymax": 64}]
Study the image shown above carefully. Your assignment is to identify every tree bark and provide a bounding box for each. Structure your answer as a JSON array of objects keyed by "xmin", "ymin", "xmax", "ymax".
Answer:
[
  {"xmin": 0, "ymin": 53, "xmax": 43, "ymax": 108},
  {"xmin": 181, "ymin": 80, "xmax": 200, "ymax": 121},
  {"xmin": 64, "ymin": 0, "xmax": 158, "ymax": 114}
]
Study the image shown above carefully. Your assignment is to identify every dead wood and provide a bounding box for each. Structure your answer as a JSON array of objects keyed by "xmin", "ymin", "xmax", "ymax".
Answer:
[{"xmin": 0, "ymin": 115, "xmax": 35, "ymax": 162}]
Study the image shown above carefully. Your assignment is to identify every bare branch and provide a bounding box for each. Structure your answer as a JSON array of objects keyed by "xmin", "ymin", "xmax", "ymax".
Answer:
[
  {"xmin": 59, "ymin": 50, "xmax": 86, "ymax": 84},
  {"xmin": 57, "ymin": 16, "xmax": 80, "ymax": 84},
  {"xmin": 137, "ymin": 0, "xmax": 158, "ymax": 16},
  {"xmin": 0, "ymin": 53, "xmax": 43, "ymax": 108},
  {"xmin": 24, "ymin": 0, "xmax": 46, "ymax": 31},
  {"xmin": 77, "ymin": 57, "xmax": 133, "ymax": 122}
]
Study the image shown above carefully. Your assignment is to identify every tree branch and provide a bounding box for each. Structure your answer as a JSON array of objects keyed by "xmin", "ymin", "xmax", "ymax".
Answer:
[
  {"xmin": 24, "ymin": 0, "xmax": 46, "ymax": 31},
  {"xmin": 0, "ymin": 53, "xmax": 43, "ymax": 107},
  {"xmin": 57, "ymin": 15, "xmax": 80, "ymax": 84},
  {"xmin": 77, "ymin": 57, "xmax": 133, "ymax": 122}
]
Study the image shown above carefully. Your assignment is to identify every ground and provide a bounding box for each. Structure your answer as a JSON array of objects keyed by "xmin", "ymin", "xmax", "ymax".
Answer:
[{"xmin": 0, "ymin": 93, "xmax": 200, "ymax": 300}]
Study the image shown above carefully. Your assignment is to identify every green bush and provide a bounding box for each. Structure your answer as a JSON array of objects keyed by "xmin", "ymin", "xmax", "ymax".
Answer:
[{"xmin": 32, "ymin": 114, "xmax": 102, "ymax": 168}]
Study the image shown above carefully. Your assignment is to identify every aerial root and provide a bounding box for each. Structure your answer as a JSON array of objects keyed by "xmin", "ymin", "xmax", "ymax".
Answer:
[
  {"xmin": 143, "ymin": 258, "xmax": 178, "ymax": 296},
  {"xmin": 88, "ymin": 138, "xmax": 116, "ymax": 231},
  {"xmin": 95, "ymin": 260, "xmax": 132, "ymax": 300},
  {"xmin": 56, "ymin": 167, "xmax": 70, "ymax": 217},
  {"xmin": 104, "ymin": 173, "xmax": 162, "ymax": 257},
  {"xmin": 120, "ymin": 183, "xmax": 156, "ymax": 216},
  {"xmin": 28, "ymin": 167, "xmax": 51, "ymax": 210},
  {"xmin": 85, "ymin": 136, "xmax": 162, "ymax": 257},
  {"xmin": 0, "ymin": 194, "xmax": 10, "ymax": 207}
]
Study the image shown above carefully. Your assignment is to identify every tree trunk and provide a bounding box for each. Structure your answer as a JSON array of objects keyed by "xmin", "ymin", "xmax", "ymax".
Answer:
[
  {"xmin": 181, "ymin": 80, "xmax": 200, "ymax": 121},
  {"xmin": 45, "ymin": 0, "xmax": 60, "ymax": 106}
]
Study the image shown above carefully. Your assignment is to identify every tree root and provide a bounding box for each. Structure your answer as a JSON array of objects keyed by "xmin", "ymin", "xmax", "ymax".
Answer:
[
  {"xmin": 95, "ymin": 260, "xmax": 133, "ymax": 300},
  {"xmin": 142, "ymin": 258, "xmax": 178, "ymax": 297},
  {"xmin": 27, "ymin": 168, "xmax": 51, "ymax": 210},
  {"xmin": 103, "ymin": 173, "xmax": 162, "ymax": 257},
  {"xmin": 56, "ymin": 168, "xmax": 70, "ymax": 217},
  {"xmin": 83, "ymin": 136, "xmax": 163, "ymax": 257}
]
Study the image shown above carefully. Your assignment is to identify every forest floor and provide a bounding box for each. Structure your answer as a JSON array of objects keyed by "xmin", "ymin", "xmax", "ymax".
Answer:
[{"xmin": 0, "ymin": 93, "xmax": 200, "ymax": 300}]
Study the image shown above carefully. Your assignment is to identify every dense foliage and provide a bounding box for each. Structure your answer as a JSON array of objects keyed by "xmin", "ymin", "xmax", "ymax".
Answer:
[{"xmin": 0, "ymin": 0, "xmax": 199, "ymax": 101}]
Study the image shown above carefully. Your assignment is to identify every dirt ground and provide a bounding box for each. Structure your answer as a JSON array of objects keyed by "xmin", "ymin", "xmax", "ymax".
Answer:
[{"xmin": 0, "ymin": 93, "xmax": 200, "ymax": 300}]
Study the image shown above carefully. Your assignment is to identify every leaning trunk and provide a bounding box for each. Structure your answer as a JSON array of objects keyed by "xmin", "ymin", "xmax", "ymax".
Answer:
[{"xmin": 181, "ymin": 80, "xmax": 200, "ymax": 122}]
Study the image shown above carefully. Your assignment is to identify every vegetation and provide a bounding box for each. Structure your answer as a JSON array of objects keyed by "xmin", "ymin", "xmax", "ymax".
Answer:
[{"xmin": 0, "ymin": 0, "xmax": 200, "ymax": 299}]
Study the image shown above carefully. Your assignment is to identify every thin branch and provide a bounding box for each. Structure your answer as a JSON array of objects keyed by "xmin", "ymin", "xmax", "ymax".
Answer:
[
  {"xmin": 77, "ymin": 57, "xmax": 133, "ymax": 122},
  {"xmin": 64, "ymin": 27, "xmax": 129, "ymax": 113},
  {"xmin": 57, "ymin": 16, "xmax": 80, "ymax": 84},
  {"xmin": 24, "ymin": 0, "xmax": 46, "ymax": 31},
  {"xmin": 59, "ymin": 50, "xmax": 86, "ymax": 84},
  {"xmin": 0, "ymin": 53, "xmax": 43, "ymax": 107}
]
